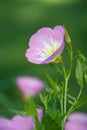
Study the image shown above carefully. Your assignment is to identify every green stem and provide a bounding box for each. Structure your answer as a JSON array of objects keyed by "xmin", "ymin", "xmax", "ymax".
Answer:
[
  {"xmin": 64, "ymin": 43, "xmax": 73, "ymax": 113},
  {"xmin": 64, "ymin": 78, "xmax": 68, "ymax": 114},
  {"xmin": 60, "ymin": 61, "xmax": 68, "ymax": 130},
  {"xmin": 60, "ymin": 60, "xmax": 66, "ymax": 116},
  {"xmin": 44, "ymin": 102, "xmax": 47, "ymax": 114},
  {"xmin": 77, "ymin": 88, "xmax": 82, "ymax": 99},
  {"xmin": 61, "ymin": 123, "xmax": 64, "ymax": 130},
  {"xmin": 61, "ymin": 91, "xmax": 63, "ymax": 115},
  {"xmin": 67, "ymin": 43, "xmax": 73, "ymax": 79},
  {"xmin": 62, "ymin": 43, "xmax": 73, "ymax": 129},
  {"xmin": 60, "ymin": 60, "xmax": 66, "ymax": 78}
]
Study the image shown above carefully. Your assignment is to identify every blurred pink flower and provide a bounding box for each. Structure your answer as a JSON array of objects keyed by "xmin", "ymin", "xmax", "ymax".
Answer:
[
  {"xmin": 26, "ymin": 25, "xmax": 65, "ymax": 64},
  {"xmin": 12, "ymin": 116, "xmax": 35, "ymax": 130},
  {"xmin": 0, "ymin": 116, "xmax": 35, "ymax": 130},
  {"xmin": 37, "ymin": 108, "xmax": 43, "ymax": 122},
  {"xmin": 16, "ymin": 76, "xmax": 44, "ymax": 97},
  {"xmin": 0, "ymin": 118, "xmax": 15, "ymax": 130},
  {"xmin": 0, "ymin": 108, "xmax": 43, "ymax": 130},
  {"xmin": 65, "ymin": 112, "xmax": 87, "ymax": 130}
]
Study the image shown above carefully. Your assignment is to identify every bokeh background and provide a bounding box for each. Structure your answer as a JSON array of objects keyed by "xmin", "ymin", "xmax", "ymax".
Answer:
[{"xmin": 0, "ymin": 0, "xmax": 87, "ymax": 118}]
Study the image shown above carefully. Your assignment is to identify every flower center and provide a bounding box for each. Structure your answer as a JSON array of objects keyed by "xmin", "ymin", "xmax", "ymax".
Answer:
[{"xmin": 41, "ymin": 39, "xmax": 60, "ymax": 58}]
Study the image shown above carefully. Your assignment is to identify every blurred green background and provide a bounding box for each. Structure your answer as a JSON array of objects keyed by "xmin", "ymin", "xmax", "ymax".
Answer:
[{"xmin": 0, "ymin": 0, "xmax": 87, "ymax": 118}]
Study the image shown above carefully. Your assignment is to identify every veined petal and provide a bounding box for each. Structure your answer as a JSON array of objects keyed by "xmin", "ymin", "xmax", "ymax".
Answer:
[
  {"xmin": 26, "ymin": 48, "xmax": 47, "ymax": 64},
  {"xmin": 53, "ymin": 25, "xmax": 65, "ymax": 44},
  {"xmin": 29, "ymin": 27, "xmax": 53, "ymax": 48}
]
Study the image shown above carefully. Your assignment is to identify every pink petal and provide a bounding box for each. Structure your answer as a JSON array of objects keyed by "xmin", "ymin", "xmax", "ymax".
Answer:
[
  {"xmin": 29, "ymin": 27, "xmax": 53, "ymax": 48},
  {"xmin": 65, "ymin": 112, "xmax": 87, "ymax": 130},
  {"xmin": 36, "ymin": 108, "xmax": 43, "ymax": 122},
  {"xmin": 65, "ymin": 121, "xmax": 87, "ymax": 130},
  {"xmin": 0, "ymin": 118, "xmax": 15, "ymax": 130},
  {"xmin": 26, "ymin": 48, "xmax": 46, "ymax": 64},
  {"xmin": 12, "ymin": 115, "xmax": 35, "ymax": 130},
  {"xmin": 16, "ymin": 76, "xmax": 44, "ymax": 96},
  {"xmin": 68, "ymin": 112, "xmax": 87, "ymax": 124},
  {"xmin": 53, "ymin": 25, "xmax": 65, "ymax": 44}
]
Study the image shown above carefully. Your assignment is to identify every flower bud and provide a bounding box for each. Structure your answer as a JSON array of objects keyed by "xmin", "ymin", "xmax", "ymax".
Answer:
[{"xmin": 64, "ymin": 27, "xmax": 71, "ymax": 44}]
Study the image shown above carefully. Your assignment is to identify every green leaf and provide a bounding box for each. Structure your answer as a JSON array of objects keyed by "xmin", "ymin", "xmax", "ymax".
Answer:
[
  {"xmin": 42, "ymin": 116, "xmax": 60, "ymax": 130},
  {"xmin": 75, "ymin": 58, "xmax": 84, "ymax": 88},
  {"xmin": 77, "ymin": 50, "xmax": 87, "ymax": 85},
  {"xmin": 24, "ymin": 97, "xmax": 41, "ymax": 130},
  {"xmin": 35, "ymin": 117, "xmax": 41, "ymax": 130},
  {"xmin": 9, "ymin": 109, "xmax": 25, "ymax": 116},
  {"xmin": 67, "ymin": 94, "xmax": 76, "ymax": 101},
  {"xmin": 39, "ymin": 93, "xmax": 44, "ymax": 103},
  {"xmin": 47, "ymin": 106, "xmax": 60, "ymax": 123},
  {"xmin": 68, "ymin": 96, "xmax": 87, "ymax": 114},
  {"xmin": 39, "ymin": 92, "xmax": 52, "ymax": 114},
  {"xmin": 68, "ymin": 100, "xmax": 74, "ymax": 105},
  {"xmin": 24, "ymin": 97, "xmax": 37, "ymax": 117},
  {"xmin": 47, "ymin": 97, "xmax": 60, "ymax": 123},
  {"xmin": 47, "ymin": 75, "xmax": 60, "ymax": 100},
  {"xmin": 85, "ymin": 74, "xmax": 87, "ymax": 85},
  {"xmin": 84, "ymin": 59, "xmax": 87, "ymax": 85},
  {"xmin": 56, "ymin": 66, "xmax": 63, "ymax": 75},
  {"xmin": 46, "ymin": 86, "xmax": 53, "ymax": 95},
  {"xmin": 77, "ymin": 50, "xmax": 85, "ymax": 60}
]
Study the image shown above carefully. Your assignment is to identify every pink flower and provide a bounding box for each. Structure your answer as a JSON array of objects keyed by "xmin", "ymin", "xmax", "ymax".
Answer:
[
  {"xmin": 0, "ymin": 108, "xmax": 43, "ymax": 130},
  {"xmin": 12, "ymin": 116, "xmax": 35, "ymax": 130},
  {"xmin": 0, "ymin": 116, "xmax": 35, "ymax": 130},
  {"xmin": 0, "ymin": 118, "xmax": 15, "ymax": 130},
  {"xmin": 16, "ymin": 76, "xmax": 44, "ymax": 97},
  {"xmin": 26, "ymin": 25, "xmax": 65, "ymax": 64},
  {"xmin": 37, "ymin": 108, "xmax": 43, "ymax": 122},
  {"xmin": 65, "ymin": 112, "xmax": 87, "ymax": 130}
]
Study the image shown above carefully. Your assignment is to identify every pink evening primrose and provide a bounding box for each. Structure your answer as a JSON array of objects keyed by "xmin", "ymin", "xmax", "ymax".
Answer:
[
  {"xmin": 0, "ymin": 108, "xmax": 43, "ymax": 130},
  {"xmin": 0, "ymin": 116, "xmax": 35, "ymax": 130},
  {"xmin": 0, "ymin": 118, "xmax": 16, "ymax": 130},
  {"xmin": 36, "ymin": 108, "xmax": 43, "ymax": 122},
  {"xmin": 12, "ymin": 116, "xmax": 35, "ymax": 130},
  {"xmin": 16, "ymin": 76, "xmax": 44, "ymax": 96},
  {"xmin": 26, "ymin": 25, "xmax": 65, "ymax": 64},
  {"xmin": 65, "ymin": 112, "xmax": 87, "ymax": 130}
]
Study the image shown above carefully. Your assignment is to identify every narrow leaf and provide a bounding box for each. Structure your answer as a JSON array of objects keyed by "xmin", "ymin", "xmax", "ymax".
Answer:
[
  {"xmin": 47, "ymin": 75, "xmax": 60, "ymax": 100},
  {"xmin": 9, "ymin": 109, "xmax": 25, "ymax": 116},
  {"xmin": 75, "ymin": 58, "xmax": 84, "ymax": 88},
  {"xmin": 68, "ymin": 96, "xmax": 87, "ymax": 114},
  {"xmin": 24, "ymin": 97, "xmax": 37, "ymax": 117}
]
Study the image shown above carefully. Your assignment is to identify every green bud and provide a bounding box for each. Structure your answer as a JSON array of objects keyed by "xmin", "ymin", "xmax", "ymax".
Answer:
[{"xmin": 64, "ymin": 27, "xmax": 71, "ymax": 44}]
